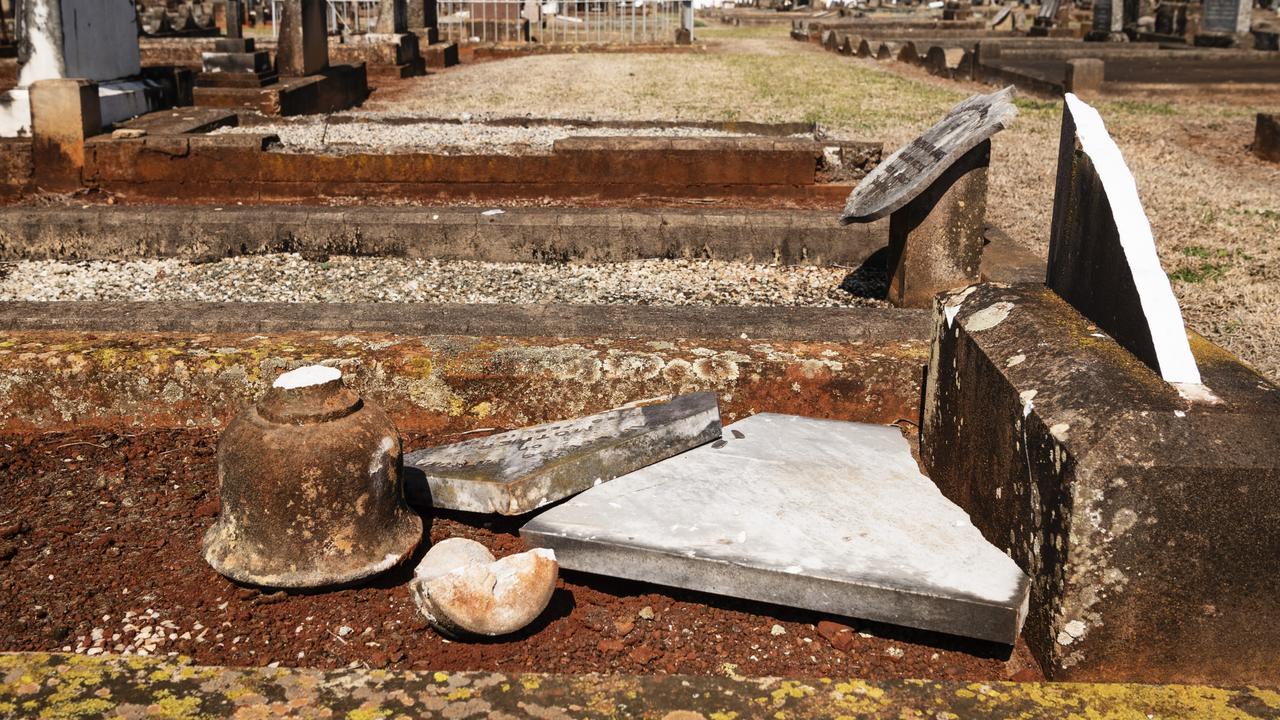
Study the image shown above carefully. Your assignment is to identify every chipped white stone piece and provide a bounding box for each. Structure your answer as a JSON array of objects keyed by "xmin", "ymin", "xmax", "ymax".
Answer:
[{"xmin": 410, "ymin": 543, "xmax": 559, "ymax": 638}]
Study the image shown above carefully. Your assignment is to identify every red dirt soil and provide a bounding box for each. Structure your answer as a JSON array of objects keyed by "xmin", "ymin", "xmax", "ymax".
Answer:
[{"xmin": 0, "ymin": 429, "xmax": 1043, "ymax": 681}]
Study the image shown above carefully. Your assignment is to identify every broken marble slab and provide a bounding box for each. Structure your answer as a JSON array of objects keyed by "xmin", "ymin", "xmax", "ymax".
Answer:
[
  {"xmin": 404, "ymin": 393, "xmax": 721, "ymax": 515},
  {"xmin": 521, "ymin": 413, "xmax": 1031, "ymax": 645}
]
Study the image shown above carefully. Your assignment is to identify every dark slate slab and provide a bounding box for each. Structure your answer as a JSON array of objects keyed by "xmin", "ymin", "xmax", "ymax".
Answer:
[
  {"xmin": 1047, "ymin": 94, "xmax": 1201, "ymax": 386},
  {"xmin": 522, "ymin": 414, "xmax": 1031, "ymax": 645},
  {"xmin": 404, "ymin": 393, "xmax": 721, "ymax": 515},
  {"xmin": 841, "ymin": 87, "xmax": 1017, "ymax": 224}
]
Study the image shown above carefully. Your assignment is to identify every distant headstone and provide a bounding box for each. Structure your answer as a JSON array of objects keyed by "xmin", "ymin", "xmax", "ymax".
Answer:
[
  {"xmin": 523, "ymin": 414, "xmax": 1031, "ymax": 645},
  {"xmin": 276, "ymin": 0, "xmax": 329, "ymax": 76},
  {"xmin": 1090, "ymin": 0, "xmax": 1124, "ymax": 36},
  {"xmin": 841, "ymin": 86, "xmax": 1017, "ymax": 223},
  {"xmin": 1200, "ymin": 0, "xmax": 1251, "ymax": 34},
  {"xmin": 376, "ymin": 0, "xmax": 409, "ymax": 33},
  {"xmin": 404, "ymin": 393, "xmax": 722, "ymax": 515},
  {"xmin": 1047, "ymin": 93, "xmax": 1201, "ymax": 386}
]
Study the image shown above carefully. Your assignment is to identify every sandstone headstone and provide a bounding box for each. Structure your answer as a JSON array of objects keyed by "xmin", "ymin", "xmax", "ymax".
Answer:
[
  {"xmin": 1047, "ymin": 93, "xmax": 1201, "ymax": 386},
  {"xmin": 841, "ymin": 86, "xmax": 1016, "ymax": 223},
  {"xmin": 522, "ymin": 414, "xmax": 1031, "ymax": 645},
  {"xmin": 841, "ymin": 87, "xmax": 1016, "ymax": 308},
  {"xmin": 405, "ymin": 393, "xmax": 721, "ymax": 515}
]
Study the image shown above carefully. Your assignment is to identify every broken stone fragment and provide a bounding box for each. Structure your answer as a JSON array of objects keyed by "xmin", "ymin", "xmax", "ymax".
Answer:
[{"xmin": 409, "ymin": 539, "xmax": 558, "ymax": 638}]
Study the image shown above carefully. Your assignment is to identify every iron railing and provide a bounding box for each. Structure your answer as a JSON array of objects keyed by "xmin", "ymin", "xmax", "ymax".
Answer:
[{"xmin": 437, "ymin": 0, "xmax": 684, "ymax": 44}]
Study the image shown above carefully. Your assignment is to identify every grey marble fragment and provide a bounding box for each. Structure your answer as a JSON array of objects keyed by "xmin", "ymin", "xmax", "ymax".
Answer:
[{"xmin": 404, "ymin": 393, "xmax": 721, "ymax": 515}]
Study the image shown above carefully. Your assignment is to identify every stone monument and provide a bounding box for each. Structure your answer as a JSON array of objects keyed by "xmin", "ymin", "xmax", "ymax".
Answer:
[
  {"xmin": 1194, "ymin": 0, "xmax": 1253, "ymax": 46},
  {"xmin": 277, "ymin": 0, "xmax": 329, "ymax": 77},
  {"xmin": 0, "ymin": 0, "xmax": 163, "ymax": 137},
  {"xmin": 1086, "ymin": 0, "xmax": 1128, "ymax": 40},
  {"xmin": 841, "ymin": 86, "xmax": 1018, "ymax": 308}
]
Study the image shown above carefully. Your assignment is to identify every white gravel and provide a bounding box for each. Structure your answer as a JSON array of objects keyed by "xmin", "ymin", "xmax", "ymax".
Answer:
[
  {"xmin": 214, "ymin": 120, "xmax": 781, "ymax": 155},
  {"xmin": 0, "ymin": 256, "xmax": 885, "ymax": 307}
]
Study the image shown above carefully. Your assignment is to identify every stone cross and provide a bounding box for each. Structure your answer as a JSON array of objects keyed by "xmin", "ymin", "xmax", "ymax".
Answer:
[
  {"xmin": 376, "ymin": 0, "xmax": 408, "ymax": 33},
  {"xmin": 1046, "ymin": 93, "xmax": 1201, "ymax": 385},
  {"xmin": 276, "ymin": 0, "xmax": 328, "ymax": 77},
  {"xmin": 841, "ymin": 86, "xmax": 1017, "ymax": 308}
]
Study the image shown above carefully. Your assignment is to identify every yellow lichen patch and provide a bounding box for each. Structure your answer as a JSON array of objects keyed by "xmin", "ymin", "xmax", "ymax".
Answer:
[
  {"xmin": 519, "ymin": 676, "xmax": 542, "ymax": 691},
  {"xmin": 432, "ymin": 672, "xmax": 449, "ymax": 684},
  {"xmin": 148, "ymin": 690, "xmax": 204, "ymax": 719}
]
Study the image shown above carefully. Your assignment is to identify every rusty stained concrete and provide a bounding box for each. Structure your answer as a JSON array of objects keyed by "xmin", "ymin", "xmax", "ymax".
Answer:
[
  {"xmin": 0, "ymin": 653, "xmax": 1277, "ymax": 719},
  {"xmin": 0, "ymin": 330, "xmax": 927, "ymax": 434},
  {"xmin": 922, "ymin": 283, "xmax": 1280, "ymax": 685}
]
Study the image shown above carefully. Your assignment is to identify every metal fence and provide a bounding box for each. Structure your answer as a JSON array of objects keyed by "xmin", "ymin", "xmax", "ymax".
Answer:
[
  {"xmin": 271, "ymin": 0, "xmax": 382, "ymax": 37},
  {"xmin": 437, "ymin": 0, "xmax": 684, "ymax": 44}
]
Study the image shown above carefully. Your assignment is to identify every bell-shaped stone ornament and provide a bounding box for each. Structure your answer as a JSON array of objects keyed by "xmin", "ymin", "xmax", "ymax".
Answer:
[{"xmin": 203, "ymin": 365, "xmax": 423, "ymax": 588}]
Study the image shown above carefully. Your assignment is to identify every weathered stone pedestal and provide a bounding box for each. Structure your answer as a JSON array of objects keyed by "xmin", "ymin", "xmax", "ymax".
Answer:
[
  {"xmin": 197, "ymin": 39, "xmax": 278, "ymax": 88},
  {"xmin": 194, "ymin": 0, "xmax": 368, "ymax": 116},
  {"xmin": 922, "ymin": 283, "xmax": 1280, "ymax": 683},
  {"xmin": 884, "ymin": 140, "xmax": 988, "ymax": 308},
  {"xmin": 29, "ymin": 78, "xmax": 100, "ymax": 191},
  {"xmin": 330, "ymin": 34, "xmax": 427, "ymax": 79}
]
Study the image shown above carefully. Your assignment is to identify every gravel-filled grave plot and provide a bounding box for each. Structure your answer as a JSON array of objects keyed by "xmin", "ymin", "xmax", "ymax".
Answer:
[
  {"xmin": 0, "ymin": 429, "xmax": 1041, "ymax": 681},
  {"xmin": 0, "ymin": 257, "xmax": 889, "ymax": 307},
  {"xmin": 212, "ymin": 119, "xmax": 792, "ymax": 156}
]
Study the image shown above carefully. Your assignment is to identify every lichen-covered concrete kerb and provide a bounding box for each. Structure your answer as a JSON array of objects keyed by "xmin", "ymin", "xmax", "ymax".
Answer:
[
  {"xmin": 0, "ymin": 331, "xmax": 925, "ymax": 434},
  {"xmin": 2, "ymin": 653, "xmax": 1278, "ymax": 719},
  {"xmin": 922, "ymin": 283, "xmax": 1280, "ymax": 684}
]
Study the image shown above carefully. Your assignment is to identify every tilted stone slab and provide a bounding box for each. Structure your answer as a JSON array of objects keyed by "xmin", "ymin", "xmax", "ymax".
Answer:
[
  {"xmin": 922, "ymin": 282, "xmax": 1280, "ymax": 683},
  {"xmin": 1048, "ymin": 94, "xmax": 1200, "ymax": 386},
  {"xmin": 522, "ymin": 413, "xmax": 1030, "ymax": 645},
  {"xmin": 405, "ymin": 393, "xmax": 722, "ymax": 515},
  {"xmin": 841, "ymin": 86, "xmax": 1017, "ymax": 223}
]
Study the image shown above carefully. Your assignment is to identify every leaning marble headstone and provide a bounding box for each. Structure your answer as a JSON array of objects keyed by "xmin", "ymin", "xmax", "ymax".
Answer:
[
  {"xmin": 522, "ymin": 414, "xmax": 1031, "ymax": 645},
  {"xmin": 1047, "ymin": 94, "xmax": 1201, "ymax": 386},
  {"xmin": 405, "ymin": 393, "xmax": 721, "ymax": 515},
  {"xmin": 840, "ymin": 86, "xmax": 1017, "ymax": 224}
]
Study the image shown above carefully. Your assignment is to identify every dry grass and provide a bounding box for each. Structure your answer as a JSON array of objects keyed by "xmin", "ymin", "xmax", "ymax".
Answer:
[{"xmin": 362, "ymin": 31, "xmax": 1280, "ymax": 380}]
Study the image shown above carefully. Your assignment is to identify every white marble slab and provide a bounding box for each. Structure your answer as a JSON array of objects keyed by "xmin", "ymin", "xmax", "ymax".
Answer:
[{"xmin": 522, "ymin": 413, "xmax": 1030, "ymax": 644}]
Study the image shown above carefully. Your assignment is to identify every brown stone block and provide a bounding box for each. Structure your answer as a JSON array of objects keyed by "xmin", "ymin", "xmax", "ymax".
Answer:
[
  {"xmin": 922, "ymin": 282, "xmax": 1280, "ymax": 684},
  {"xmin": 885, "ymin": 140, "xmax": 988, "ymax": 308},
  {"xmin": 30, "ymin": 79, "xmax": 102, "ymax": 192},
  {"xmin": 1254, "ymin": 113, "xmax": 1280, "ymax": 163}
]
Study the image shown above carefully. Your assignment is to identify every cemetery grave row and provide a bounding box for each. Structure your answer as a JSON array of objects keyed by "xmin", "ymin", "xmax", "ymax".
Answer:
[
  {"xmin": 0, "ymin": 89, "xmax": 1274, "ymax": 719},
  {"xmin": 0, "ymin": 4, "xmax": 1275, "ymax": 716}
]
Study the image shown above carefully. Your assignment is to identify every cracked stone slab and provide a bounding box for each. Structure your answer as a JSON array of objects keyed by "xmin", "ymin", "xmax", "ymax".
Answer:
[
  {"xmin": 405, "ymin": 393, "xmax": 722, "ymax": 515},
  {"xmin": 522, "ymin": 413, "xmax": 1030, "ymax": 644}
]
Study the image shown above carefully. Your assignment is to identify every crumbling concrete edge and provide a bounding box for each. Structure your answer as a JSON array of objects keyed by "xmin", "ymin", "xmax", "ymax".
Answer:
[{"xmin": 1, "ymin": 653, "xmax": 1277, "ymax": 719}]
